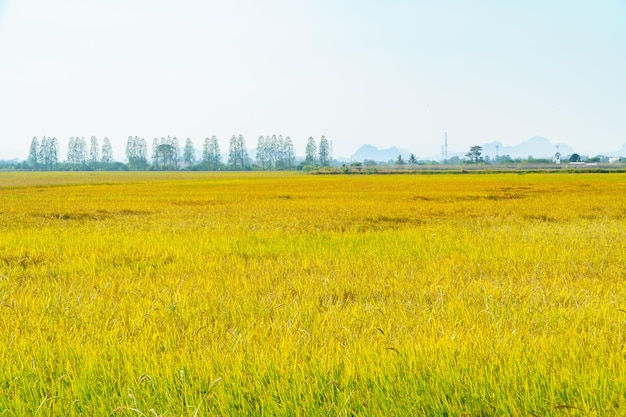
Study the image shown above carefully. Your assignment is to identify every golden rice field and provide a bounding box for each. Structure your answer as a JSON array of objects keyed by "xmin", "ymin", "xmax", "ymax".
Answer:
[{"xmin": 0, "ymin": 171, "xmax": 625, "ymax": 416}]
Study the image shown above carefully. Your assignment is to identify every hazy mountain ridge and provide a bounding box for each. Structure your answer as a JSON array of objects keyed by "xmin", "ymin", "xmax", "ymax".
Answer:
[
  {"xmin": 480, "ymin": 136, "xmax": 573, "ymax": 159},
  {"xmin": 349, "ymin": 144, "xmax": 413, "ymax": 162},
  {"xmin": 346, "ymin": 136, "xmax": 626, "ymax": 162}
]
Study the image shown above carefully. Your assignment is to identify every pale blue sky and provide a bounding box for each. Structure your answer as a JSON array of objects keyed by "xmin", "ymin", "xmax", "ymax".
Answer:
[{"xmin": 0, "ymin": 0, "xmax": 625, "ymax": 160}]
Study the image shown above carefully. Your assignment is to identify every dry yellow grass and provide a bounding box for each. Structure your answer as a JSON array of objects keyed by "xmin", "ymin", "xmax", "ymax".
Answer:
[{"xmin": 0, "ymin": 171, "xmax": 624, "ymax": 416}]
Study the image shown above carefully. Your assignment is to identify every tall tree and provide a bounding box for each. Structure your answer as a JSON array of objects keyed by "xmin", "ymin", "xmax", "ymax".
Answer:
[
  {"xmin": 152, "ymin": 138, "xmax": 160, "ymax": 168},
  {"xmin": 465, "ymin": 146, "xmax": 483, "ymax": 164},
  {"xmin": 154, "ymin": 136, "xmax": 178, "ymax": 170},
  {"xmin": 228, "ymin": 134, "xmax": 249, "ymax": 170},
  {"xmin": 125, "ymin": 136, "xmax": 134, "ymax": 166},
  {"xmin": 40, "ymin": 136, "xmax": 59, "ymax": 169},
  {"xmin": 202, "ymin": 137, "xmax": 211, "ymax": 168},
  {"xmin": 305, "ymin": 137, "xmax": 317, "ymax": 166},
  {"xmin": 183, "ymin": 138, "xmax": 195, "ymax": 167},
  {"xmin": 283, "ymin": 136, "xmax": 295, "ymax": 170},
  {"xmin": 67, "ymin": 137, "xmax": 77, "ymax": 165},
  {"xmin": 275, "ymin": 135, "xmax": 285, "ymax": 169},
  {"xmin": 126, "ymin": 136, "xmax": 148, "ymax": 170},
  {"xmin": 228, "ymin": 135, "xmax": 238, "ymax": 169},
  {"xmin": 101, "ymin": 137, "xmax": 114, "ymax": 164},
  {"xmin": 39, "ymin": 136, "xmax": 49, "ymax": 168},
  {"xmin": 238, "ymin": 134, "xmax": 249, "ymax": 170},
  {"xmin": 50, "ymin": 137, "xmax": 59, "ymax": 167},
  {"xmin": 256, "ymin": 135, "xmax": 269, "ymax": 170},
  {"xmin": 89, "ymin": 136, "xmax": 99, "ymax": 165},
  {"xmin": 28, "ymin": 137, "xmax": 39, "ymax": 167},
  {"xmin": 76, "ymin": 137, "xmax": 88, "ymax": 165},
  {"xmin": 318, "ymin": 135, "xmax": 330, "ymax": 167},
  {"xmin": 171, "ymin": 137, "xmax": 180, "ymax": 169},
  {"xmin": 202, "ymin": 136, "xmax": 221, "ymax": 170}
]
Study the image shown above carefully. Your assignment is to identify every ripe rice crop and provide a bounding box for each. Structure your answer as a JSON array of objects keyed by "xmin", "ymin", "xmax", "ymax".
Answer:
[{"xmin": 0, "ymin": 171, "xmax": 624, "ymax": 416}]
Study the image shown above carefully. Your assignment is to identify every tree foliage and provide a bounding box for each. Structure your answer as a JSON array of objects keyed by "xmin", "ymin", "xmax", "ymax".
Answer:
[
  {"xmin": 67, "ymin": 137, "xmax": 88, "ymax": 166},
  {"xmin": 89, "ymin": 136, "xmax": 99, "ymax": 165},
  {"xmin": 126, "ymin": 136, "xmax": 148, "ymax": 170},
  {"xmin": 305, "ymin": 137, "xmax": 317, "ymax": 166},
  {"xmin": 101, "ymin": 138, "xmax": 114, "ymax": 164},
  {"xmin": 38, "ymin": 136, "xmax": 59, "ymax": 169},
  {"xmin": 152, "ymin": 136, "xmax": 180, "ymax": 170},
  {"xmin": 28, "ymin": 137, "xmax": 39, "ymax": 167},
  {"xmin": 183, "ymin": 138, "xmax": 195, "ymax": 167},
  {"xmin": 202, "ymin": 136, "xmax": 222, "ymax": 170},
  {"xmin": 318, "ymin": 136, "xmax": 330, "ymax": 167},
  {"xmin": 228, "ymin": 134, "xmax": 249, "ymax": 170},
  {"xmin": 465, "ymin": 146, "xmax": 483, "ymax": 164},
  {"xmin": 255, "ymin": 134, "xmax": 295, "ymax": 170}
]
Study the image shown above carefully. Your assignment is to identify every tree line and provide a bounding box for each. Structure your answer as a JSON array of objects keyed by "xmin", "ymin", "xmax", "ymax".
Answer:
[{"xmin": 22, "ymin": 135, "xmax": 333, "ymax": 171}]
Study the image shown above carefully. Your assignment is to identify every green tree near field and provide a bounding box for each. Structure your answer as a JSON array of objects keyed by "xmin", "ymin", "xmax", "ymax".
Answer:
[
  {"xmin": 465, "ymin": 146, "xmax": 484, "ymax": 163},
  {"xmin": 101, "ymin": 137, "xmax": 114, "ymax": 164},
  {"xmin": 152, "ymin": 136, "xmax": 180, "ymax": 170},
  {"xmin": 183, "ymin": 138, "xmax": 195, "ymax": 167},
  {"xmin": 305, "ymin": 137, "xmax": 317, "ymax": 166},
  {"xmin": 202, "ymin": 136, "xmax": 222, "ymax": 170},
  {"xmin": 256, "ymin": 136, "xmax": 270, "ymax": 170},
  {"xmin": 283, "ymin": 136, "xmax": 295, "ymax": 169},
  {"xmin": 39, "ymin": 136, "xmax": 59, "ymax": 169},
  {"xmin": 273, "ymin": 135, "xmax": 284, "ymax": 169},
  {"xmin": 67, "ymin": 137, "xmax": 88, "ymax": 167},
  {"xmin": 570, "ymin": 153, "xmax": 581, "ymax": 162},
  {"xmin": 408, "ymin": 153, "xmax": 418, "ymax": 165},
  {"xmin": 28, "ymin": 137, "xmax": 39, "ymax": 168},
  {"xmin": 256, "ymin": 134, "xmax": 296, "ymax": 170},
  {"xmin": 318, "ymin": 136, "xmax": 330, "ymax": 167},
  {"xmin": 89, "ymin": 136, "xmax": 99, "ymax": 166},
  {"xmin": 126, "ymin": 136, "xmax": 149, "ymax": 170},
  {"xmin": 228, "ymin": 134, "xmax": 249, "ymax": 170}
]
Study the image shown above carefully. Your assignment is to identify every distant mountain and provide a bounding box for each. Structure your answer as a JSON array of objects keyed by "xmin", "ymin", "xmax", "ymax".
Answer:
[
  {"xmin": 350, "ymin": 144, "xmax": 412, "ymax": 162},
  {"xmin": 481, "ymin": 136, "xmax": 573, "ymax": 159},
  {"xmin": 606, "ymin": 143, "xmax": 626, "ymax": 157}
]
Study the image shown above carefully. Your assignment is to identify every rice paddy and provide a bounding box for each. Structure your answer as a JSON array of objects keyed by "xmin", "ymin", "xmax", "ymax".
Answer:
[{"xmin": 0, "ymin": 171, "xmax": 624, "ymax": 416}]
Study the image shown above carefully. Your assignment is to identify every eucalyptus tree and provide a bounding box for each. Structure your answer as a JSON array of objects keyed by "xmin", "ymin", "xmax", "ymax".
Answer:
[
  {"xmin": 75, "ymin": 137, "xmax": 88, "ymax": 165},
  {"xmin": 151, "ymin": 138, "xmax": 160, "ymax": 168},
  {"xmin": 39, "ymin": 136, "xmax": 59, "ymax": 169},
  {"xmin": 256, "ymin": 135, "xmax": 269, "ymax": 170},
  {"xmin": 283, "ymin": 136, "xmax": 295, "ymax": 170},
  {"xmin": 318, "ymin": 135, "xmax": 330, "ymax": 167},
  {"xmin": 153, "ymin": 136, "xmax": 179, "ymax": 170},
  {"xmin": 28, "ymin": 137, "xmax": 39, "ymax": 167},
  {"xmin": 67, "ymin": 137, "xmax": 87, "ymax": 166},
  {"xmin": 202, "ymin": 136, "xmax": 221, "ymax": 170},
  {"xmin": 183, "ymin": 138, "xmax": 195, "ymax": 167},
  {"xmin": 101, "ymin": 138, "xmax": 114, "ymax": 164},
  {"xmin": 274, "ymin": 135, "xmax": 285, "ymax": 169},
  {"xmin": 228, "ymin": 134, "xmax": 249, "ymax": 170},
  {"xmin": 126, "ymin": 136, "xmax": 148, "ymax": 170},
  {"xmin": 89, "ymin": 136, "xmax": 99, "ymax": 165},
  {"xmin": 305, "ymin": 137, "xmax": 317, "ymax": 166}
]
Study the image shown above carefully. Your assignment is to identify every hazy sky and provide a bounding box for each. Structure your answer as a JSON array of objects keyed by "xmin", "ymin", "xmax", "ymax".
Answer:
[{"xmin": 1, "ymin": 0, "xmax": 625, "ymax": 160}]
